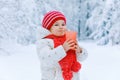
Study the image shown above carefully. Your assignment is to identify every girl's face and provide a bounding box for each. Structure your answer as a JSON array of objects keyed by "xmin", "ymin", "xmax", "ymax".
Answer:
[{"xmin": 50, "ymin": 20, "xmax": 67, "ymax": 36}]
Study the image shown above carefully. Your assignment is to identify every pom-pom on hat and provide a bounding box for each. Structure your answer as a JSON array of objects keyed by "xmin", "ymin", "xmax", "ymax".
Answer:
[{"xmin": 42, "ymin": 11, "xmax": 66, "ymax": 30}]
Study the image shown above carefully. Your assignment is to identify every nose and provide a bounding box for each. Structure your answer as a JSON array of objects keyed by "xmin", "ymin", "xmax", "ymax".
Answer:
[{"xmin": 59, "ymin": 25, "xmax": 64, "ymax": 28}]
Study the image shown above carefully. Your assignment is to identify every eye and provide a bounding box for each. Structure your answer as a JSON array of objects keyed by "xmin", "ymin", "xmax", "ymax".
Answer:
[
  {"xmin": 54, "ymin": 24, "xmax": 58, "ymax": 26},
  {"xmin": 62, "ymin": 23, "xmax": 65, "ymax": 26}
]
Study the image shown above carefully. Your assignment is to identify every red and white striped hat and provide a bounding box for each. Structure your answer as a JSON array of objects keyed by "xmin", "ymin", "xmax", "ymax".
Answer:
[{"xmin": 42, "ymin": 11, "xmax": 66, "ymax": 30}]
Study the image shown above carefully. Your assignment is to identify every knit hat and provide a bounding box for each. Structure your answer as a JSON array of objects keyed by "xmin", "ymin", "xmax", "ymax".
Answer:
[{"xmin": 42, "ymin": 11, "xmax": 66, "ymax": 30}]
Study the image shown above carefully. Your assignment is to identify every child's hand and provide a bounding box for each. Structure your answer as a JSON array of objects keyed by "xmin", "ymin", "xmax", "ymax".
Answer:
[
  {"xmin": 62, "ymin": 39, "xmax": 76, "ymax": 52},
  {"xmin": 74, "ymin": 41, "xmax": 82, "ymax": 53}
]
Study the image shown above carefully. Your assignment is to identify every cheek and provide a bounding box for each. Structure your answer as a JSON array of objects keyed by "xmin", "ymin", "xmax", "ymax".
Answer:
[
  {"xmin": 63, "ymin": 26, "xmax": 67, "ymax": 30},
  {"xmin": 51, "ymin": 29, "xmax": 57, "ymax": 34},
  {"xmin": 53, "ymin": 30, "xmax": 58, "ymax": 34}
]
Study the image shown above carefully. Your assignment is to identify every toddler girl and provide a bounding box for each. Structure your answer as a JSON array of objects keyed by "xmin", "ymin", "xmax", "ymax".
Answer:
[{"xmin": 36, "ymin": 11, "xmax": 88, "ymax": 80}]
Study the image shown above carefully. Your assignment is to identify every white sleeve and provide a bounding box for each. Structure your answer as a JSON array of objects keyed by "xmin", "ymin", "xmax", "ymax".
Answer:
[
  {"xmin": 36, "ymin": 39, "xmax": 66, "ymax": 67},
  {"xmin": 76, "ymin": 48, "xmax": 88, "ymax": 62}
]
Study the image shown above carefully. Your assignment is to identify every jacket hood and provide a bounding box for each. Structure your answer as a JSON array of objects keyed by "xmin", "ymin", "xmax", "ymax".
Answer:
[{"xmin": 37, "ymin": 27, "xmax": 51, "ymax": 40}]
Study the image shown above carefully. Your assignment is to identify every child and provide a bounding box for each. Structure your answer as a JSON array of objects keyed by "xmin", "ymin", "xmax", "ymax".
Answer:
[{"xmin": 36, "ymin": 11, "xmax": 88, "ymax": 80}]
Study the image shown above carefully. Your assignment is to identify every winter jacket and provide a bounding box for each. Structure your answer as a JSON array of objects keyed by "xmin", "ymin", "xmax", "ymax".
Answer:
[
  {"xmin": 45, "ymin": 34, "xmax": 81, "ymax": 80},
  {"xmin": 36, "ymin": 27, "xmax": 88, "ymax": 80}
]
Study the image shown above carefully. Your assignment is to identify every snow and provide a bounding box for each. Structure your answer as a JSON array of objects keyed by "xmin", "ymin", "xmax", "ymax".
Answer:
[
  {"xmin": 0, "ymin": 43, "xmax": 41, "ymax": 80},
  {"xmin": 0, "ymin": 0, "xmax": 120, "ymax": 45},
  {"xmin": 0, "ymin": 0, "xmax": 120, "ymax": 79},
  {"xmin": 79, "ymin": 42, "xmax": 120, "ymax": 80},
  {"xmin": 0, "ymin": 42, "xmax": 120, "ymax": 80}
]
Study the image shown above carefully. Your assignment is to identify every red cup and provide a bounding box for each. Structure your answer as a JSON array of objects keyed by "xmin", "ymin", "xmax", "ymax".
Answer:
[{"xmin": 65, "ymin": 31, "xmax": 77, "ymax": 41}]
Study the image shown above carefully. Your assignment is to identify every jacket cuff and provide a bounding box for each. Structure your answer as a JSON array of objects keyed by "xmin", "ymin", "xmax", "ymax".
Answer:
[
  {"xmin": 76, "ymin": 48, "xmax": 88, "ymax": 61},
  {"xmin": 54, "ymin": 45, "xmax": 66, "ymax": 61}
]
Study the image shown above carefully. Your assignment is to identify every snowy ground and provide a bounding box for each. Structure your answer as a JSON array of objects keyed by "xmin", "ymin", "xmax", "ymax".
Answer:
[
  {"xmin": 0, "ymin": 42, "xmax": 120, "ymax": 80},
  {"xmin": 0, "ymin": 43, "xmax": 41, "ymax": 80},
  {"xmin": 79, "ymin": 42, "xmax": 120, "ymax": 80}
]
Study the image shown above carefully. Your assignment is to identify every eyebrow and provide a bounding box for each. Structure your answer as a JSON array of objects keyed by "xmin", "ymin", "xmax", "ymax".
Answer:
[{"xmin": 55, "ymin": 21, "xmax": 65, "ymax": 24}]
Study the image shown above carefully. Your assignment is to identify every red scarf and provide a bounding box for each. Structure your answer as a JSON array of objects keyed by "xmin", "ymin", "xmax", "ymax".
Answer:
[{"xmin": 45, "ymin": 34, "xmax": 81, "ymax": 80}]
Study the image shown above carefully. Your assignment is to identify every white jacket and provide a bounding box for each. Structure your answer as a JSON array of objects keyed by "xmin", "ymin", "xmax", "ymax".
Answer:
[{"xmin": 36, "ymin": 27, "xmax": 88, "ymax": 80}]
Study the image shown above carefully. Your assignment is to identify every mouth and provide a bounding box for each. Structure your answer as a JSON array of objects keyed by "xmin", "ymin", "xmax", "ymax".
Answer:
[
  {"xmin": 59, "ymin": 30, "xmax": 63, "ymax": 32},
  {"xmin": 59, "ymin": 31, "xmax": 65, "ymax": 34},
  {"xmin": 58, "ymin": 29, "xmax": 65, "ymax": 32}
]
